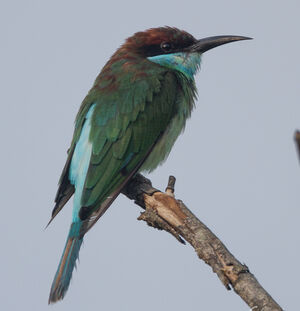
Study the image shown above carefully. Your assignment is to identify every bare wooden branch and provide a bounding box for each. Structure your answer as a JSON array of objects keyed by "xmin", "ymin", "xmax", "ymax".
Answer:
[
  {"xmin": 294, "ymin": 130, "xmax": 300, "ymax": 162},
  {"xmin": 121, "ymin": 174, "xmax": 284, "ymax": 311}
]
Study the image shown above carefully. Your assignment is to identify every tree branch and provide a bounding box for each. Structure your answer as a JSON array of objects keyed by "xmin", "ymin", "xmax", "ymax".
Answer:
[
  {"xmin": 294, "ymin": 130, "xmax": 300, "ymax": 162},
  {"xmin": 122, "ymin": 174, "xmax": 284, "ymax": 311}
]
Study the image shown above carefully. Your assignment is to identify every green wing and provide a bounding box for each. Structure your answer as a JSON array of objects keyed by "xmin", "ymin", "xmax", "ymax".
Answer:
[
  {"xmin": 78, "ymin": 70, "xmax": 178, "ymax": 232},
  {"xmin": 50, "ymin": 59, "xmax": 180, "ymax": 231}
]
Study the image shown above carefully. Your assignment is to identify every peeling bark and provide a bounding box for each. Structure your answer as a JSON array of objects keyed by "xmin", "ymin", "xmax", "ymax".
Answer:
[{"xmin": 122, "ymin": 174, "xmax": 283, "ymax": 311}]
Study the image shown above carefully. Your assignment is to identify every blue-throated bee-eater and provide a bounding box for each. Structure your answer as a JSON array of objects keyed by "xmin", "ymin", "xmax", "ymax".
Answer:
[{"xmin": 48, "ymin": 27, "xmax": 250, "ymax": 303}]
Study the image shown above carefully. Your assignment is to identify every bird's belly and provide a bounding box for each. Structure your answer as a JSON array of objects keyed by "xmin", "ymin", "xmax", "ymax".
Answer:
[{"xmin": 140, "ymin": 111, "xmax": 187, "ymax": 173}]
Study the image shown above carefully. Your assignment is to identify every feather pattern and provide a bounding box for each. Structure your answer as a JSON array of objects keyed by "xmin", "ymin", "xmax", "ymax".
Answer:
[{"xmin": 49, "ymin": 27, "xmax": 200, "ymax": 303}]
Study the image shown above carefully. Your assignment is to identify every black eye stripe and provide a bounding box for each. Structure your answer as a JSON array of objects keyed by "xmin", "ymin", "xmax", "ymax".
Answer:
[
  {"xmin": 143, "ymin": 43, "xmax": 176, "ymax": 57},
  {"xmin": 141, "ymin": 38, "xmax": 196, "ymax": 57}
]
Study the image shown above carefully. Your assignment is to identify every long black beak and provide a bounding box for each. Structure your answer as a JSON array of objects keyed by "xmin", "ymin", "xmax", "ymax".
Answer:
[{"xmin": 189, "ymin": 35, "xmax": 252, "ymax": 53}]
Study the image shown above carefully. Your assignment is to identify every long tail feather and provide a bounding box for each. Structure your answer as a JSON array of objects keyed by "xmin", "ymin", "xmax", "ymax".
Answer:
[{"xmin": 48, "ymin": 222, "xmax": 83, "ymax": 304}]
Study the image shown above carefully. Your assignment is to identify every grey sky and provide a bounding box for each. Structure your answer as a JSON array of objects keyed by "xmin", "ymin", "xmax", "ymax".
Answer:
[{"xmin": 1, "ymin": 0, "xmax": 299, "ymax": 310}]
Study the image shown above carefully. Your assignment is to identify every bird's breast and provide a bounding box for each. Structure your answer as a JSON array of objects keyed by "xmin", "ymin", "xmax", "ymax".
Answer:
[{"xmin": 140, "ymin": 77, "xmax": 195, "ymax": 172}]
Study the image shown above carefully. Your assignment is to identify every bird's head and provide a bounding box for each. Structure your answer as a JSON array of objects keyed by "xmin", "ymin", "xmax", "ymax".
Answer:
[{"xmin": 121, "ymin": 27, "xmax": 251, "ymax": 79}]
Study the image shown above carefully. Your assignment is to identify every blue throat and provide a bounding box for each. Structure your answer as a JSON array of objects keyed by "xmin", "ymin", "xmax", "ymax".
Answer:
[{"xmin": 147, "ymin": 52, "xmax": 201, "ymax": 79}]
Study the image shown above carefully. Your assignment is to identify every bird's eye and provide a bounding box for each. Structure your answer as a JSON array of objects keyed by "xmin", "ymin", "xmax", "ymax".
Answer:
[{"xmin": 161, "ymin": 42, "xmax": 172, "ymax": 52}]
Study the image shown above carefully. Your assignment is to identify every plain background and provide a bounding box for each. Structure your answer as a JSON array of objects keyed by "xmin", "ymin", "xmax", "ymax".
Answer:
[{"xmin": 1, "ymin": 1, "xmax": 299, "ymax": 310}]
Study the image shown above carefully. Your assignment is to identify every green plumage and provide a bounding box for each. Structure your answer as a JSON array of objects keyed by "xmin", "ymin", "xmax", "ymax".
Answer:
[
  {"xmin": 70, "ymin": 58, "xmax": 196, "ymax": 221},
  {"xmin": 50, "ymin": 40, "xmax": 197, "ymax": 230},
  {"xmin": 49, "ymin": 27, "xmax": 248, "ymax": 303},
  {"xmin": 48, "ymin": 28, "xmax": 200, "ymax": 303}
]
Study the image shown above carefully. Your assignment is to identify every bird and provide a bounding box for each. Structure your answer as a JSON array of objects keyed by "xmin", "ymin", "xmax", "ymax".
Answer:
[{"xmin": 48, "ymin": 26, "xmax": 250, "ymax": 303}]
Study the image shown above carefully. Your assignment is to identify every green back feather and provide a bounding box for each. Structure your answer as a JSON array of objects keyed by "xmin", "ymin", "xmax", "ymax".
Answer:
[{"xmin": 56, "ymin": 55, "xmax": 196, "ymax": 222}]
